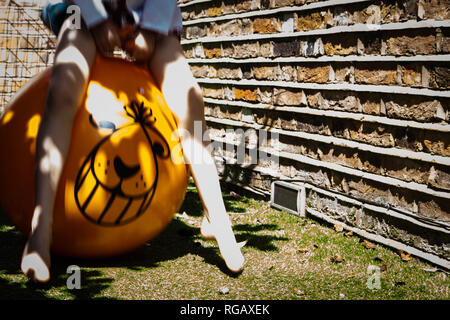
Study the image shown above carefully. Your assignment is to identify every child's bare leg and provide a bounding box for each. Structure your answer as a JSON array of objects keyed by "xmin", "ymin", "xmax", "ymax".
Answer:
[
  {"xmin": 149, "ymin": 35, "xmax": 244, "ymax": 273},
  {"xmin": 21, "ymin": 20, "xmax": 96, "ymax": 282}
]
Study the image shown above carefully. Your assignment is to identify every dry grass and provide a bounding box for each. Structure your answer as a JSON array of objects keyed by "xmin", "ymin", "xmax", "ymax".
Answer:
[{"xmin": 0, "ymin": 184, "xmax": 448, "ymax": 300}]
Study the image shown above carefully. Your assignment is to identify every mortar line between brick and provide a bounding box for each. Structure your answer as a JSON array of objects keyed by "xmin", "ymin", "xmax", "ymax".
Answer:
[
  {"xmin": 214, "ymin": 152, "xmax": 450, "ymax": 233},
  {"xmin": 187, "ymin": 55, "xmax": 450, "ymax": 64},
  {"xmin": 181, "ymin": 20, "xmax": 450, "ymax": 44},
  {"xmin": 205, "ymin": 116, "xmax": 450, "ymax": 167},
  {"xmin": 210, "ymin": 133, "xmax": 450, "ymax": 200},
  {"xmin": 203, "ymin": 97, "xmax": 450, "ymax": 132},
  {"xmin": 182, "ymin": 0, "xmax": 372, "ymax": 25},
  {"xmin": 178, "ymin": 0, "xmax": 213, "ymax": 8},
  {"xmin": 196, "ymin": 77, "xmax": 450, "ymax": 98},
  {"xmin": 305, "ymin": 183, "xmax": 450, "ymax": 233},
  {"xmin": 305, "ymin": 207, "xmax": 450, "ymax": 270}
]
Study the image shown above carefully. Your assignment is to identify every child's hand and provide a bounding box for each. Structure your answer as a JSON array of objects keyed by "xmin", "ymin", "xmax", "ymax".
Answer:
[
  {"xmin": 129, "ymin": 29, "xmax": 156, "ymax": 63},
  {"xmin": 90, "ymin": 20, "xmax": 121, "ymax": 57}
]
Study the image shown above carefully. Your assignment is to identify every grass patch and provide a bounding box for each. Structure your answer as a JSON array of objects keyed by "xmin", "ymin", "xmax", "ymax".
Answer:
[{"xmin": 0, "ymin": 184, "xmax": 448, "ymax": 300}]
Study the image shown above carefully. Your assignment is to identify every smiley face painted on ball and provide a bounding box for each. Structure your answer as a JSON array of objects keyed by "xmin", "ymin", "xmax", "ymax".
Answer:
[{"xmin": 75, "ymin": 101, "xmax": 170, "ymax": 226}]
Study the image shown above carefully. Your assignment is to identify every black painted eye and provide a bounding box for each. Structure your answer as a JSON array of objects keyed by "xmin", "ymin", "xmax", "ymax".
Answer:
[
  {"xmin": 98, "ymin": 120, "xmax": 117, "ymax": 131},
  {"xmin": 153, "ymin": 142, "xmax": 165, "ymax": 157}
]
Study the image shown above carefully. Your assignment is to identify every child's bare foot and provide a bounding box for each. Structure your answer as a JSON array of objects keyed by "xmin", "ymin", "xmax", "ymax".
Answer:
[
  {"xmin": 21, "ymin": 239, "xmax": 51, "ymax": 283},
  {"xmin": 21, "ymin": 207, "xmax": 51, "ymax": 283},
  {"xmin": 21, "ymin": 249, "xmax": 50, "ymax": 283},
  {"xmin": 200, "ymin": 217, "xmax": 245, "ymax": 273},
  {"xmin": 200, "ymin": 216, "xmax": 216, "ymax": 240}
]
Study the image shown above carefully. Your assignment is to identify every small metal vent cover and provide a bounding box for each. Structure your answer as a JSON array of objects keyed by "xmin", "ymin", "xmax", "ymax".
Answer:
[{"xmin": 270, "ymin": 181, "xmax": 306, "ymax": 216}]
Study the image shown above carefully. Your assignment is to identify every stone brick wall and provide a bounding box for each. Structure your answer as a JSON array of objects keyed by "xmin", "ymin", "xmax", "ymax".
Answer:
[{"xmin": 179, "ymin": 0, "xmax": 450, "ymax": 267}]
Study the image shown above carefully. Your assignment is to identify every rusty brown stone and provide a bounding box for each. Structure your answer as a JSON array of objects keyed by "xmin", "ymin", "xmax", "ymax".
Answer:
[
  {"xmin": 386, "ymin": 33, "xmax": 436, "ymax": 56},
  {"xmin": 297, "ymin": 12, "xmax": 324, "ymax": 31},
  {"xmin": 402, "ymin": 65, "xmax": 422, "ymax": 86},
  {"xmin": 254, "ymin": 110, "xmax": 279, "ymax": 126},
  {"xmin": 381, "ymin": 1, "xmax": 403, "ymax": 23},
  {"xmin": 232, "ymin": 42, "xmax": 259, "ymax": 58},
  {"xmin": 219, "ymin": 20, "xmax": 243, "ymax": 37},
  {"xmin": 430, "ymin": 66, "xmax": 450, "ymax": 89},
  {"xmin": 348, "ymin": 123, "xmax": 395, "ymax": 147},
  {"xmin": 202, "ymin": 86, "xmax": 223, "ymax": 99},
  {"xmin": 421, "ymin": 0, "xmax": 450, "ymax": 20},
  {"xmin": 273, "ymin": 88, "xmax": 305, "ymax": 106},
  {"xmin": 271, "ymin": 0, "xmax": 297, "ymax": 7},
  {"xmin": 297, "ymin": 65, "xmax": 331, "ymax": 83},
  {"xmin": 423, "ymin": 138, "xmax": 450, "ymax": 157},
  {"xmin": 428, "ymin": 166, "xmax": 450, "ymax": 191},
  {"xmin": 253, "ymin": 65, "xmax": 280, "ymax": 80},
  {"xmin": 418, "ymin": 198, "xmax": 450, "ymax": 223},
  {"xmin": 206, "ymin": 6, "xmax": 222, "ymax": 17},
  {"xmin": 307, "ymin": 92, "xmax": 325, "ymax": 108},
  {"xmin": 253, "ymin": 17, "xmax": 281, "ymax": 34},
  {"xmin": 385, "ymin": 98, "xmax": 444, "ymax": 122},
  {"xmin": 333, "ymin": 64, "xmax": 353, "ymax": 83},
  {"xmin": 217, "ymin": 67, "xmax": 242, "ymax": 79},
  {"xmin": 355, "ymin": 65, "xmax": 397, "ymax": 85},
  {"xmin": 324, "ymin": 36, "xmax": 357, "ymax": 56},
  {"xmin": 204, "ymin": 46, "xmax": 222, "ymax": 59},
  {"xmin": 360, "ymin": 94, "xmax": 382, "ymax": 115},
  {"xmin": 235, "ymin": 88, "xmax": 258, "ymax": 101}
]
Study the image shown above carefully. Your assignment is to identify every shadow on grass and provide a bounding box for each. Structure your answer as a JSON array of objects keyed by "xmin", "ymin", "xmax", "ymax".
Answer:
[
  {"xmin": 70, "ymin": 216, "xmax": 286, "ymax": 278},
  {"xmin": 233, "ymin": 223, "xmax": 288, "ymax": 251},
  {"xmin": 179, "ymin": 183, "xmax": 250, "ymax": 217},
  {"xmin": 178, "ymin": 186, "xmax": 287, "ymax": 251},
  {"xmin": 78, "ymin": 186, "xmax": 286, "ymax": 273},
  {"xmin": 0, "ymin": 207, "xmax": 115, "ymax": 300},
  {"xmin": 0, "ymin": 185, "xmax": 283, "ymax": 298}
]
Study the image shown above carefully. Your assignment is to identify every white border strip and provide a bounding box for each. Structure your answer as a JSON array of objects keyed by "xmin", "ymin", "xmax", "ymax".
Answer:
[
  {"xmin": 188, "ymin": 55, "xmax": 450, "ymax": 64},
  {"xmin": 276, "ymin": 148, "xmax": 450, "ymax": 199},
  {"xmin": 197, "ymin": 77, "xmax": 450, "ymax": 98},
  {"xmin": 205, "ymin": 116, "xmax": 450, "ymax": 167},
  {"xmin": 181, "ymin": 20, "xmax": 450, "ymax": 45},
  {"xmin": 182, "ymin": 0, "xmax": 373, "ymax": 25},
  {"xmin": 216, "ymin": 155, "xmax": 450, "ymax": 233},
  {"xmin": 203, "ymin": 97, "xmax": 450, "ymax": 133},
  {"xmin": 211, "ymin": 135, "xmax": 450, "ymax": 199},
  {"xmin": 304, "ymin": 181, "xmax": 450, "ymax": 233},
  {"xmin": 178, "ymin": 0, "xmax": 213, "ymax": 8}
]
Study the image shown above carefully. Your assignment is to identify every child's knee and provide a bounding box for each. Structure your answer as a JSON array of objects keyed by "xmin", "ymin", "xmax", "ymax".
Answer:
[
  {"xmin": 52, "ymin": 63, "xmax": 86, "ymax": 92},
  {"xmin": 54, "ymin": 21, "xmax": 95, "ymax": 78},
  {"xmin": 46, "ymin": 63, "xmax": 88, "ymax": 115}
]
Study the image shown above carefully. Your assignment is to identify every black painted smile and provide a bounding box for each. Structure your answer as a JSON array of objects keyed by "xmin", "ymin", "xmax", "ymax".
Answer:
[{"xmin": 74, "ymin": 101, "xmax": 170, "ymax": 226}]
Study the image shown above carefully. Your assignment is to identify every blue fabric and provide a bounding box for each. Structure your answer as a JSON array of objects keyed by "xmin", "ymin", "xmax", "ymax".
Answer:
[
  {"xmin": 41, "ymin": 0, "xmax": 182, "ymax": 36},
  {"xmin": 41, "ymin": 3, "xmax": 70, "ymax": 36}
]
